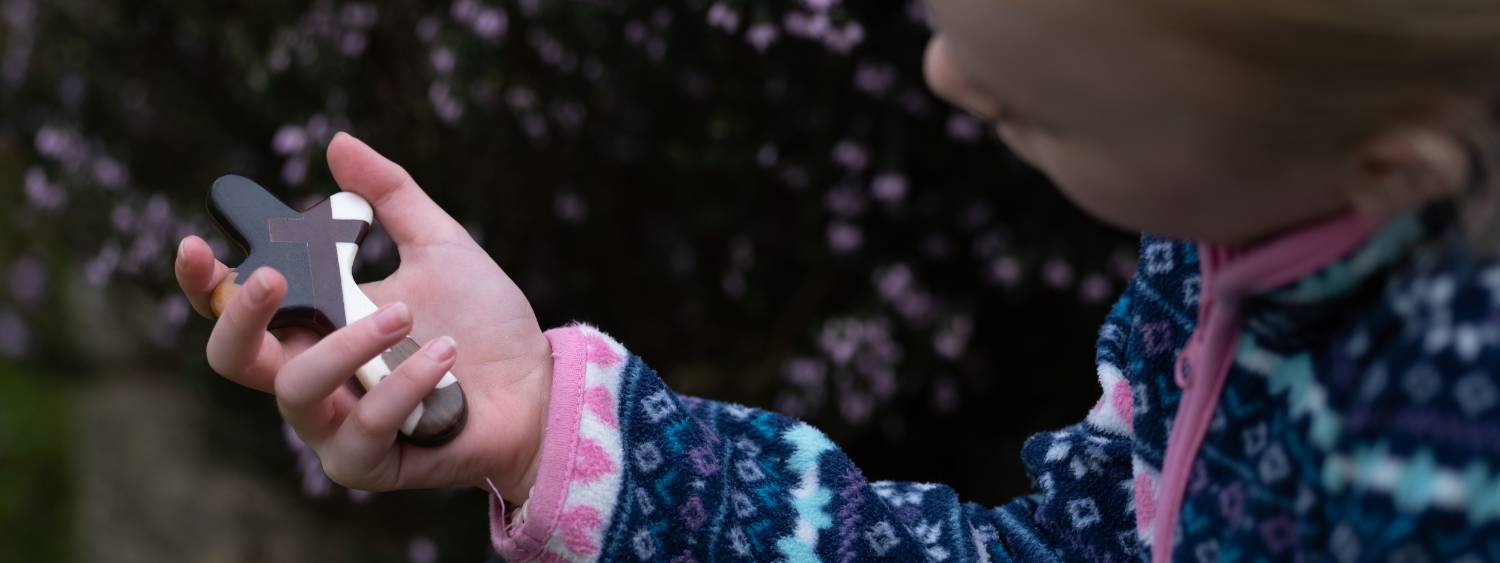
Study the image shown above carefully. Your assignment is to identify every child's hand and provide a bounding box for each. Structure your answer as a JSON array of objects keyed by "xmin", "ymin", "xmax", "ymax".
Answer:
[{"xmin": 174, "ymin": 132, "xmax": 550, "ymax": 504}]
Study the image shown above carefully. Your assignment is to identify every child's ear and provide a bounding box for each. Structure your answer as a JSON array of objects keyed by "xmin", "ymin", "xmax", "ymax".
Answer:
[{"xmin": 1344, "ymin": 125, "xmax": 1469, "ymax": 220}]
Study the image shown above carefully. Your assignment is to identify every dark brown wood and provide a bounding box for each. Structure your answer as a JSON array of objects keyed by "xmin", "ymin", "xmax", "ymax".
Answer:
[{"xmin": 207, "ymin": 175, "xmax": 369, "ymax": 334}]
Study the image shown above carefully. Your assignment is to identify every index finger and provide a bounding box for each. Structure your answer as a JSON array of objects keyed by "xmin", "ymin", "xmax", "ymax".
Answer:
[{"xmin": 175, "ymin": 235, "xmax": 232, "ymax": 319}]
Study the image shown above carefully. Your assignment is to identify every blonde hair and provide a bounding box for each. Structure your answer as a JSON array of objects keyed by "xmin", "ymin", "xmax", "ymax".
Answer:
[{"xmin": 1139, "ymin": 0, "xmax": 1500, "ymax": 244}]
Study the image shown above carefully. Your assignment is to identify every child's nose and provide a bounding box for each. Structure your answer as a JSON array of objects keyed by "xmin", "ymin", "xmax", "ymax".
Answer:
[{"xmin": 923, "ymin": 35, "xmax": 1006, "ymax": 123}]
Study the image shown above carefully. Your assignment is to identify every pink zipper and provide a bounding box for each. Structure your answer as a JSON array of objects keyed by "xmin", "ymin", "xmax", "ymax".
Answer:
[{"xmin": 1150, "ymin": 214, "xmax": 1383, "ymax": 562}]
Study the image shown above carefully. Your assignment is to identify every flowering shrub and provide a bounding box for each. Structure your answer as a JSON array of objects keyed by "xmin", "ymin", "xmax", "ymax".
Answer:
[{"xmin": 1, "ymin": 0, "xmax": 1134, "ymax": 557}]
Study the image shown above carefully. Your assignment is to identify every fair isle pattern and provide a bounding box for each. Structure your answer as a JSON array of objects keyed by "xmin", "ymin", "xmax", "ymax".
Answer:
[
  {"xmin": 490, "ymin": 204, "xmax": 1500, "ymax": 562},
  {"xmin": 1169, "ymin": 205, "xmax": 1500, "ymax": 561},
  {"xmin": 776, "ymin": 424, "xmax": 837, "ymax": 561}
]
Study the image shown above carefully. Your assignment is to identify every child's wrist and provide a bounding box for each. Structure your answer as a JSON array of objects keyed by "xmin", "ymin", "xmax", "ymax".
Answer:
[{"xmin": 480, "ymin": 338, "xmax": 552, "ymax": 505}]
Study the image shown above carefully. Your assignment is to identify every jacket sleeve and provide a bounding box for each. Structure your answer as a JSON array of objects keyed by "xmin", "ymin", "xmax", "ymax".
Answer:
[{"xmin": 488, "ymin": 322, "xmax": 1142, "ymax": 562}]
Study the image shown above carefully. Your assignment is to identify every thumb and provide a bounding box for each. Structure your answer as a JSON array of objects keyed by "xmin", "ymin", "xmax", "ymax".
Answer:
[{"xmin": 325, "ymin": 132, "xmax": 468, "ymax": 248}]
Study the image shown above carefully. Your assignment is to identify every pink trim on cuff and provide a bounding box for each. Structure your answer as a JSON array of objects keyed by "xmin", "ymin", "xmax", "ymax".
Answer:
[{"xmin": 491, "ymin": 326, "xmax": 594, "ymax": 560}]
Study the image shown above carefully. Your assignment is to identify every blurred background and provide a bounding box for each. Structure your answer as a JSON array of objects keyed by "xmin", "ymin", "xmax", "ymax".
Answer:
[{"xmin": 0, "ymin": 0, "xmax": 1136, "ymax": 561}]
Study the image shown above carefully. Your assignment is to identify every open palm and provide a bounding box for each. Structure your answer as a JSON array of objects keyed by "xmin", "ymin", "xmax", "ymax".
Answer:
[{"xmin": 176, "ymin": 133, "xmax": 550, "ymax": 502}]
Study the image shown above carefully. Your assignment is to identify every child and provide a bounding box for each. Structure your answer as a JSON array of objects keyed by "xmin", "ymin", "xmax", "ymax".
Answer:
[{"xmin": 175, "ymin": 0, "xmax": 1500, "ymax": 560}]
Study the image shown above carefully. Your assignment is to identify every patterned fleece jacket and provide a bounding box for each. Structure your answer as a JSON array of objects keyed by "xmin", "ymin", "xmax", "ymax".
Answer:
[{"xmin": 488, "ymin": 204, "xmax": 1500, "ymax": 562}]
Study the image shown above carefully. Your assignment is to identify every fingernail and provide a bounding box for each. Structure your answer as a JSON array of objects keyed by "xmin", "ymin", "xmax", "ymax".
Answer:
[
  {"xmin": 248, "ymin": 269, "xmax": 274, "ymax": 303},
  {"xmin": 176, "ymin": 239, "xmax": 187, "ymax": 267},
  {"xmin": 373, "ymin": 302, "xmax": 410, "ymax": 335},
  {"xmin": 425, "ymin": 336, "xmax": 456, "ymax": 362}
]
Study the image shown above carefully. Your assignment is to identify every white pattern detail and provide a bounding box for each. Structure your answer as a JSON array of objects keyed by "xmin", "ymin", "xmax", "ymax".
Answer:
[
  {"xmin": 865, "ymin": 521, "xmax": 901, "ymax": 556},
  {"xmin": 1454, "ymin": 371, "xmax": 1497, "ymax": 417},
  {"xmin": 1044, "ymin": 440, "xmax": 1072, "ymax": 463},
  {"xmin": 1068, "ymin": 498, "xmax": 1101, "ymax": 529},
  {"xmin": 735, "ymin": 459, "xmax": 765, "ymax": 482},
  {"xmin": 641, "ymin": 390, "xmax": 677, "ymax": 422},
  {"xmin": 634, "ymin": 442, "xmax": 662, "ymax": 472},
  {"xmin": 632, "ymin": 529, "xmax": 656, "ymax": 560}
]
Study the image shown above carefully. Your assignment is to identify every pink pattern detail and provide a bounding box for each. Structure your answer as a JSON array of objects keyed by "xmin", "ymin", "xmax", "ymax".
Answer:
[
  {"xmin": 559, "ymin": 505, "xmax": 603, "ymax": 556},
  {"xmin": 585, "ymin": 385, "xmax": 619, "ymax": 428},
  {"xmin": 493, "ymin": 325, "xmax": 627, "ymax": 561},
  {"xmin": 1133, "ymin": 472, "xmax": 1157, "ymax": 531},
  {"xmin": 572, "ymin": 437, "xmax": 614, "ymax": 484},
  {"xmin": 580, "ymin": 332, "xmax": 623, "ymax": 368},
  {"xmin": 1111, "ymin": 379, "xmax": 1134, "ymax": 427}
]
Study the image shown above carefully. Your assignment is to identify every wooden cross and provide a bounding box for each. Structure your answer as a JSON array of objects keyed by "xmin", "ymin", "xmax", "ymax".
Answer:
[{"xmin": 206, "ymin": 175, "xmax": 466, "ymax": 447}]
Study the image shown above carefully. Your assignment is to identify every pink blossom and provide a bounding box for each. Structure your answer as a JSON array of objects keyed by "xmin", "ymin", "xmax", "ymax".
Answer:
[
  {"xmin": 946, "ymin": 113, "xmax": 984, "ymax": 143},
  {"xmin": 823, "ymin": 185, "xmax": 867, "ymax": 217},
  {"xmin": 0, "ymin": 310, "xmax": 27, "ymax": 358},
  {"xmin": 783, "ymin": 11, "xmax": 829, "ymax": 39},
  {"xmin": 1079, "ymin": 273, "xmax": 1114, "ymax": 304},
  {"xmin": 505, "ymin": 86, "xmax": 536, "ymax": 110},
  {"xmin": 149, "ymin": 295, "xmax": 190, "ymax": 347},
  {"xmin": 853, "ymin": 61, "xmax": 897, "ymax": 97},
  {"xmin": 826, "ymin": 221, "xmax": 863, "ymax": 254},
  {"xmin": 774, "ymin": 394, "xmax": 806, "ymax": 418},
  {"xmin": 84, "ymin": 242, "xmax": 120, "ymax": 287},
  {"xmin": 111, "ymin": 203, "xmax": 134, "ymax": 233},
  {"xmin": 933, "ymin": 315, "xmax": 972, "ymax": 360},
  {"xmin": 838, "ymin": 391, "xmax": 874, "ymax": 424},
  {"xmin": 7, "ymin": 256, "xmax": 45, "ymax": 307},
  {"xmin": 875, "ymin": 264, "xmax": 913, "ymax": 301},
  {"xmin": 283, "ymin": 423, "xmax": 331, "ymax": 498},
  {"xmin": 707, "ymin": 3, "xmax": 740, "ymax": 33},
  {"xmin": 803, "ymin": 0, "xmax": 839, "ymax": 12},
  {"xmin": 892, "ymin": 291, "xmax": 934, "ymax": 324},
  {"xmin": 971, "ymin": 231, "xmax": 1007, "ymax": 259},
  {"xmin": 272, "ymin": 124, "xmax": 307, "ymax": 155},
  {"xmin": 931, "ymin": 377, "xmax": 960, "ymax": 412},
  {"xmin": 428, "ymin": 81, "xmax": 463, "ymax": 123},
  {"xmin": 24, "ymin": 166, "xmax": 64, "ymax": 211},
  {"xmin": 471, "ymin": 7, "xmax": 507, "ymax": 41},
  {"xmin": 785, "ymin": 358, "xmax": 826, "ymax": 388},
  {"xmin": 522, "ymin": 113, "xmax": 548, "ymax": 140},
  {"xmin": 281, "ymin": 155, "xmax": 308, "ymax": 186},
  {"xmin": 824, "ymin": 22, "xmax": 864, "ymax": 54},
  {"xmin": 339, "ymin": 3, "xmax": 378, "ymax": 28},
  {"xmin": 429, "ymin": 47, "xmax": 456, "ymax": 74},
  {"xmin": 745, "ymin": 23, "xmax": 778, "ymax": 51},
  {"xmin": 415, "ymin": 17, "xmax": 440, "ymax": 42},
  {"xmin": 450, "ymin": 0, "xmax": 479, "ymax": 24},
  {"xmin": 623, "ymin": 20, "xmax": 647, "ymax": 45},
  {"xmin": 554, "ymin": 191, "xmax": 587, "ymax": 223},
  {"xmin": 831, "ymin": 139, "xmax": 869, "ymax": 171},
  {"xmin": 988, "ymin": 255, "xmax": 1023, "ymax": 288},
  {"xmin": 870, "ymin": 172, "xmax": 908, "ymax": 204},
  {"xmin": 92, "ymin": 156, "xmax": 127, "ymax": 189},
  {"xmin": 1042, "ymin": 257, "xmax": 1075, "ymax": 289},
  {"xmin": 338, "ymin": 31, "xmax": 367, "ymax": 57},
  {"xmin": 551, "ymin": 101, "xmax": 586, "ymax": 131},
  {"xmin": 756, "ymin": 144, "xmax": 778, "ymax": 168}
]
